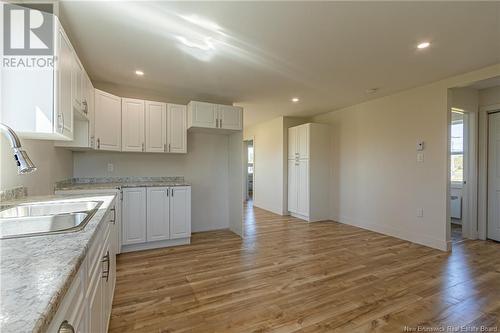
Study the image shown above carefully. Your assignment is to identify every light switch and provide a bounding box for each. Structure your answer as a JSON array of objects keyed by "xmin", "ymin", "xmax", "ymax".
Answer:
[
  {"xmin": 417, "ymin": 152, "xmax": 424, "ymax": 163},
  {"xmin": 107, "ymin": 163, "xmax": 114, "ymax": 172}
]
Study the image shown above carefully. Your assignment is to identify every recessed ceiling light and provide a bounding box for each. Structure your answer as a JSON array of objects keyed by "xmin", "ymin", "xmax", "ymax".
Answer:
[
  {"xmin": 291, "ymin": 97, "xmax": 300, "ymax": 103},
  {"xmin": 365, "ymin": 88, "xmax": 379, "ymax": 95},
  {"xmin": 417, "ymin": 42, "xmax": 431, "ymax": 49},
  {"xmin": 135, "ymin": 70, "xmax": 144, "ymax": 76}
]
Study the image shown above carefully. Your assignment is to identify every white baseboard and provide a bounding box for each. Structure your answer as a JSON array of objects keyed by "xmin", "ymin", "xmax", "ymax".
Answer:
[
  {"xmin": 121, "ymin": 237, "xmax": 190, "ymax": 253},
  {"xmin": 332, "ymin": 215, "xmax": 448, "ymax": 252}
]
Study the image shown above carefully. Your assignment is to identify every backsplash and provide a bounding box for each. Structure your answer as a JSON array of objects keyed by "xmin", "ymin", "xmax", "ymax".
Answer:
[
  {"xmin": 56, "ymin": 176, "xmax": 185, "ymax": 187},
  {"xmin": 0, "ymin": 186, "xmax": 28, "ymax": 202}
]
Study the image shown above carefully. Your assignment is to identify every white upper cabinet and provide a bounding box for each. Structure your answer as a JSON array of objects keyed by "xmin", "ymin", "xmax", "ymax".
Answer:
[
  {"xmin": 1, "ymin": 18, "xmax": 76, "ymax": 140},
  {"xmin": 288, "ymin": 124, "xmax": 309, "ymax": 159},
  {"xmin": 167, "ymin": 104, "xmax": 187, "ymax": 153},
  {"xmin": 122, "ymin": 98, "xmax": 145, "ymax": 152},
  {"xmin": 94, "ymin": 89, "xmax": 121, "ymax": 151},
  {"xmin": 187, "ymin": 101, "xmax": 242, "ymax": 131},
  {"xmin": 217, "ymin": 105, "xmax": 243, "ymax": 130},
  {"xmin": 55, "ymin": 73, "xmax": 94, "ymax": 149},
  {"xmin": 71, "ymin": 54, "xmax": 84, "ymax": 115},
  {"xmin": 145, "ymin": 101, "xmax": 167, "ymax": 153},
  {"xmin": 187, "ymin": 101, "xmax": 217, "ymax": 129}
]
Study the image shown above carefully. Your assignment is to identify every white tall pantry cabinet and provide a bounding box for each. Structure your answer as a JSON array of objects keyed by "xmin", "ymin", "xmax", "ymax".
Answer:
[{"xmin": 288, "ymin": 123, "xmax": 330, "ymax": 222}]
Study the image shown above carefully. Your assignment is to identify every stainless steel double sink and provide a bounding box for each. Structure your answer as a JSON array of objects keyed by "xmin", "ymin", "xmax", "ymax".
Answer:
[{"xmin": 0, "ymin": 200, "xmax": 103, "ymax": 239}]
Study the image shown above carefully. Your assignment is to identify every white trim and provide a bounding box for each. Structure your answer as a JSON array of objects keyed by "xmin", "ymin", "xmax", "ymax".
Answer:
[
  {"xmin": 121, "ymin": 237, "xmax": 190, "ymax": 253},
  {"xmin": 332, "ymin": 215, "xmax": 449, "ymax": 251}
]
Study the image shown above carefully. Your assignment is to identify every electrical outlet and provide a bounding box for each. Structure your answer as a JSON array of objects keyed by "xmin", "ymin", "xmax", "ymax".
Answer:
[
  {"xmin": 417, "ymin": 152, "xmax": 424, "ymax": 163},
  {"xmin": 107, "ymin": 163, "xmax": 114, "ymax": 172},
  {"xmin": 417, "ymin": 208, "xmax": 424, "ymax": 218}
]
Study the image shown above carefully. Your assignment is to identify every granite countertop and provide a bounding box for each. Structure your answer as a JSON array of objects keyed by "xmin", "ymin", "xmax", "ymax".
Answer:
[
  {"xmin": 55, "ymin": 177, "xmax": 190, "ymax": 191},
  {"xmin": 0, "ymin": 193, "xmax": 117, "ymax": 333}
]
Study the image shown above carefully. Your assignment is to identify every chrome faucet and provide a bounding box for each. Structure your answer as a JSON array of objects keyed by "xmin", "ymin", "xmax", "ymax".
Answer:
[{"xmin": 0, "ymin": 123, "xmax": 37, "ymax": 174}]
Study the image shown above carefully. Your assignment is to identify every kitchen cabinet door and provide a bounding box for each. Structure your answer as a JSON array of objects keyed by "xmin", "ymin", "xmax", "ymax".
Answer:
[
  {"xmin": 288, "ymin": 159, "xmax": 298, "ymax": 213},
  {"xmin": 94, "ymin": 89, "xmax": 121, "ymax": 151},
  {"xmin": 170, "ymin": 186, "xmax": 191, "ymax": 239},
  {"xmin": 147, "ymin": 187, "xmax": 170, "ymax": 241},
  {"xmin": 297, "ymin": 159, "xmax": 310, "ymax": 216},
  {"xmin": 288, "ymin": 127, "xmax": 297, "ymax": 159},
  {"xmin": 145, "ymin": 101, "xmax": 167, "ymax": 153},
  {"xmin": 167, "ymin": 104, "xmax": 187, "ymax": 153},
  {"xmin": 88, "ymin": 269, "xmax": 103, "ymax": 333},
  {"xmin": 57, "ymin": 27, "xmax": 74, "ymax": 139},
  {"xmin": 217, "ymin": 105, "xmax": 242, "ymax": 130},
  {"xmin": 297, "ymin": 124, "xmax": 309, "ymax": 159},
  {"xmin": 71, "ymin": 54, "xmax": 84, "ymax": 114},
  {"xmin": 122, "ymin": 98, "xmax": 145, "ymax": 152},
  {"xmin": 122, "ymin": 188, "xmax": 147, "ymax": 245},
  {"xmin": 187, "ymin": 101, "xmax": 217, "ymax": 129}
]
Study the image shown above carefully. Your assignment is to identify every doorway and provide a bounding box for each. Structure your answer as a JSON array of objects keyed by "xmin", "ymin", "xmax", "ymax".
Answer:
[
  {"xmin": 450, "ymin": 109, "xmax": 466, "ymax": 243},
  {"xmin": 243, "ymin": 139, "xmax": 254, "ymax": 202}
]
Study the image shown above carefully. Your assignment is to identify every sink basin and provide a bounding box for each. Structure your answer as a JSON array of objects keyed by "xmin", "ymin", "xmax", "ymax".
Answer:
[
  {"xmin": 0, "ymin": 200, "xmax": 103, "ymax": 239},
  {"xmin": 0, "ymin": 201, "xmax": 100, "ymax": 218}
]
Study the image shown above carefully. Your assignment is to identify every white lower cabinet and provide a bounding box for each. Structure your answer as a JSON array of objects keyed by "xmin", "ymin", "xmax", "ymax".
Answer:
[
  {"xmin": 147, "ymin": 187, "xmax": 170, "ymax": 241},
  {"xmin": 122, "ymin": 188, "xmax": 147, "ymax": 245},
  {"xmin": 122, "ymin": 186, "xmax": 191, "ymax": 252},
  {"xmin": 170, "ymin": 187, "xmax": 192, "ymax": 239},
  {"xmin": 47, "ymin": 202, "xmax": 118, "ymax": 333}
]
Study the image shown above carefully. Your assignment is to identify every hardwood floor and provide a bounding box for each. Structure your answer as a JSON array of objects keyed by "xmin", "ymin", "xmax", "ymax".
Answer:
[{"xmin": 109, "ymin": 201, "xmax": 500, "ymax": 332}]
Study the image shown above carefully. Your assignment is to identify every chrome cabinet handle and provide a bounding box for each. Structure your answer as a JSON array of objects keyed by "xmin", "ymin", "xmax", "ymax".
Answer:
[
  {"xmin": 171, "ymin": 188, "xmax": 174, "ymax": 197},
  {"xmin": 142, "ymin": 142, "xmax": 145, "ymax": 152},
  {"xmin": 58, "ymin": 320, "xmax": 74, "ymax": 333},
  {"xmin": 97, "ymin": 138, "xmax": 100, "ymax": 149},
  {"xmin": 168, "ymin": 143, "xmax": 171, "ymax": 152},
  {"xmin": 220, "ymin": 118, "xmax": 222, "ymax": 128},
  {"xmin": 57, "ymin": 113, "xmax": 64, "ymax": 133},
  {"xmin": 102, "ymin": 250, "xmax": 110, "ymax": 282},
  {"xmin": 164, "ymin": 143, "xmax": 167, "ymax": 152},
  {"xmin": 82, "ymin": 100, "xmax": 88, "ymax": 114},
  {"xmin": 110, "ymin": 208, "xmax": 116, "ymax": 224}
]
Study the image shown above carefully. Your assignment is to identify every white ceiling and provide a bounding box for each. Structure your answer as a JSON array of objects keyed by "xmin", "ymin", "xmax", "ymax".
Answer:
[{"xmin": 59, "ymin": 1, "xmax": 500, "ymax": 127}]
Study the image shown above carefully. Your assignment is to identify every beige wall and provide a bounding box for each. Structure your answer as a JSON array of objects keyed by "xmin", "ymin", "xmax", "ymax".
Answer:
[
  {"xmin": 244, "ymin": 116, "xmax": 307, "ymax": 215},
  {"xmin": 479, "ymin": 86, "xmax": 500, "ymax": 107},
  {"xmin": 309, "ymin": 64, "xmax": 500, "ymax": 251},
  {"xmin": 73, "ymin": 132, "xmax": 231, "ymax": 232},
  {"xmin": 0, "ymin": 138, "xmax": 73, "ymax": 196},
  {"xmin": 244, "ymin": 117, "xmax": 284, "ymax": 214}
]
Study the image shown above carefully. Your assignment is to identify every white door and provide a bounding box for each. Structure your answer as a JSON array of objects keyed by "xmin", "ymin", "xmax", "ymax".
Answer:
[
  {"xmin": 189, "ymin": 102, "xmax": 217, "ymax": 128},
  {"xmin": 288, "ymin": 127, "xmax": 297, "ymax": 159},
  {"xmin": 145, "ymin": 101, "xmax": 166, "ymax": 153},
  {"xmin": 167, "ymin": 104, "xmax": 187, "ymax": 153},
  {"xmin": 488, "ymin": 112, "xmax": 500, "ymax": 241},
  {"xmin": 122, "ymin": 188, "xmax": 147, "ymax": 245},
  {"xmin": 288, "ymin": 159, "xmax": 298, "ymax": 213},
  {"xmin": 94, "ymin": 90, "xmax": 121, "ymax": 151},
  {"xmin": 147, "ymin": 187, "xmax": 170, "ymax": 241},
  {"xmin": 297, "ymin": 124, "xmax": 310, "ymax": 159},
  {"xmin": 218, "ymin": 105, "xmax": 242, "ymax": 130},
  {"xmin": 170, "ymin": 187, "xmax": 191, "ymax": 239},
  {"xmin": 122, "ymin": 98, "xmax": 145, "ymax": 152},
  {"xmin": 56, "ymin": 28, "xmax": 73, "ymax": 138},
  {"xmin": 297, "ymin": 159, "xmax": 310, "ymax": 217}
]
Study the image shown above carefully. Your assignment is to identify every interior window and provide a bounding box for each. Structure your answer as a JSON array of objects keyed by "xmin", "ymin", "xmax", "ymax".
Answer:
[{"xmin": 450, "ymin": 110, "xmax": 464, "ymax": 183}]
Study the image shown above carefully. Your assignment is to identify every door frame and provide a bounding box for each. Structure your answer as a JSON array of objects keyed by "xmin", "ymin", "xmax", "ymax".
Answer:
[
  {"xmin": 478, "ymin": 103, "xmax": 500, "ymax": 239},
  {"xmin": 243, "ymin": 138, "xmax": 255, "ymax": 202}
]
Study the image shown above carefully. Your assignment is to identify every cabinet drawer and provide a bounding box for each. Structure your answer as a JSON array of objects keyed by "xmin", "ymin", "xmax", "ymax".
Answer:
[{"xmin": 87, "ymin": 217, "xmax": 110, "ymax": 281}]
